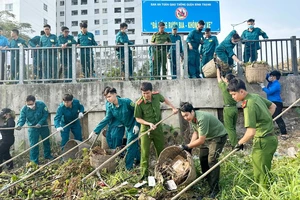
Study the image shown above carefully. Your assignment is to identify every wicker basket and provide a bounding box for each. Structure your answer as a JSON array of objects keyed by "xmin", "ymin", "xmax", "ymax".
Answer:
[
  {"xmin": 62, "ymin": 139, "xmax": 91, "ymax": 161},
  {"xmin": 155, "ymin": 146, "xmax": 196, "ymax": 187},
  {"xmin": 89, "ymin": 149, "xmax": 117, "ymax": 172},
  {"xmin": 245, "ymin": 62, "xmax": 268, "ymax": 83},
  {"xmin": 202, "ymin": 59, "xmax": 217, "ymax": 78}
]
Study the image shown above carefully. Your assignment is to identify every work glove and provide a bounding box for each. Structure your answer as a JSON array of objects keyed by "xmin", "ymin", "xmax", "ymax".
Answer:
[
  {"xmin": 179, "ymin": 144, "xmax": 192, "ymax": 154},
  {"xmin": 259, "ymin": 83, "xmax": 265, "ymax": 88},
  {"xmin": 133, "ymin": 125, "xmax": 140, "ymax": 135},
  {"xmin": 35, "ymin": 124, "xmax": 42, "ymax": 128},
  {"xmin": 78, "ymin": 112, "xmax": 84, "ymax": 119},
  {"xmin": 234, "ymin": 143, "xmax": 244, "ymax": 151},
  {"xmin": 57, "ymin": 127, "xmax": 64, "ymax": 132},
  {"xmin": 238, "ymin": 61, "xmax": 244, "ymax": 65},
  {"xmin": 88, "ymin": 131, "xmax": 97, "ymax": 140},
  {"xmin": 16, "ymin": 126, "xmax": 22, "ymax": 130}
]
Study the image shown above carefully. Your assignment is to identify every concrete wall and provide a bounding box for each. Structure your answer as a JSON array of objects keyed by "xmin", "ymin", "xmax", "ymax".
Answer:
[{"xmin": 0, "ymin": 76, "xmax": 299, "ymax": 149}]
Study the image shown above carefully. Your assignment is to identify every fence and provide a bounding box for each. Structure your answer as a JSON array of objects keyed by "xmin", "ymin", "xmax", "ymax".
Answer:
[{"xmin": 0, "ymin": 36, "xmax": 298, "ymax": 84}]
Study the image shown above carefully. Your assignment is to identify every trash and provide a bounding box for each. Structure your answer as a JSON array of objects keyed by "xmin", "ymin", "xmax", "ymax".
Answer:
[
  {"xmin": 287, "ymin": 147, "xmax": 297, "ymax": 158},
  {"xmin": 148, "ymin": 176, "xmax": 156, "ymax": 187},
  {"xmin": 134, "ymin": 181, "xmax": 147, "ymax": 188},
  {"xmin": 89, "ymin": 146, "xmax": 117, "ymax": 172},
  {"xmin": 166, "ymin": 180, "xmax": 177, "ymax": 190}
]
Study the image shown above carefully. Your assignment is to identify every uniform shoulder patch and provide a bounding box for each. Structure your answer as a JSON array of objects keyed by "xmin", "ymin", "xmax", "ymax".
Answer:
[
  {"xmin": 241, "ymin": 100, "xmax": 247, "ymax": 108},
  {"xmin": 152, "ymin": 91, "xmax": 160, "ymax": 94},
  {"xmin": 136, "ymin": 99, "xmax": 143, "ymax": 105}
]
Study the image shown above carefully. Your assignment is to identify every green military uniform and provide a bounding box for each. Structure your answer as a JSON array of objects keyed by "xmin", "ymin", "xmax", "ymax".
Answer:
[
  {"xmin": 134, "ymin": 92, "xmax": 165, "ymax": 177},
  {"xmin": 151, "ymin": 32, "xmax": 171, "ymax": 79},
  {"xmin": 116, "ymin": 31, "xmax": 134, "ymax": 77},
  {"xmin": 40, "ymin": 34, "xmax": 58, "ymax": 79},
  {"xmin": 29, "ymin": 36, "xmax": 42, "ymax": 78},
  {"xmin": 218, "ymin": 81, "xmax": 238, "ymax": 146},
  {"xmin": 191, "ymin": 111, "xmax": 227, "ymax": 193},
  {"xmin": 243, "ymin": 93, "xmax": 278, "ymax": 186},
  {"xmin": 9, "ymin": 37, "xmax": 28, "ymax": 80},
  {"xmin": 200, "ymin": 35, "xmax": 219, "ymax": 76}
]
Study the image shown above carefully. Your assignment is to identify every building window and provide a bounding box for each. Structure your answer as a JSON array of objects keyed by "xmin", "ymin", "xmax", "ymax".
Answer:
[
  {"xmin": 125, "ymin": 0, "xmax": 134, "ymax": 2},
  {"xmin": 72, "ymin": 31, "xmax": 78, "ymax": 37},
  {"xmin": 72, "ymin": 21, "xmax": 78, "ymax": 26},
  {"xmin": 81, "ymin": 10, "xmax": 88, "ymax": 15},
  {"xmin": 43, "ymin": 3, "xmax": 48, "ymax": 11},
  {"xmin": 60, "ymin": 1, "xmax": 65, "ymax": 6},
  {"xmin": 128, "ymin": 29, "xmax": 135, "ymax": 34},
  {"xmin": 115, "ymin": 18, "xmax": 122, "ymax": 24},
  {"xmin": 72, "ymin": 0, "xmax": 78, "ymax": 5},
  {"xmin": 43, "ymin": 18, "xmax": 48, "ymax": 25},
  {"xmin": 60, "ymin": 22, "xmax": 65, "ymax": 26},
  {"xmin": 125, "ymin": 7, "xmax": 134, "ymax": 13},
  {"xmin": 60, "ymin": 11, "xmax": 64, "ymax": 16},
  {"xmin": 5, "ymin": 3, "xmax": 13, "ymax": 11},
  {"xmin": 95, "ymin": 30, "xmax": 100, "ymax": 35},
  {"xmin": 95, "ymin": 0, "xmax": 99, "ymax": 3},
  {"xmin": 125, "ymin": 18, "xmax": 135, "ymax": 24},
  {"xmin": 71, "ymin": 10, "xmax": 78, "ymax": 15},
  {"xmin": 103, "ymin": 19, "xmax": 108, "ymax": 24},
  {"xmin": 114, "ymin": 0, "xmax": 121, "ymax": 2},
  {"xmin": 81, "ymin": 20, "xmax": 88, "ymax": 24},
  {"xmin": 102, "ymin": 8, "xmax": 107, "ymax": 13},
  {"xmin": 103, "ymin": 41, "xmax": 108, "ymax": 46},
  {"xmin": 102, "ymin": 0, "xmax": 107, "ymax": 2},
  {"xmin": 129, "ymin": 40, "xmax": 135, "ymax": 44},
  {"xmin": 143, "ymin": 39, "xmax": 148, "ymax": 44},
  {"xmin": 115, "ymin": 30, "xmax": 119, "ymax": 34},
  {"xmin": 94, "ymin": 20, "xmax": 100, "ymax": 25},
  {"xmin": 114, "ymin": 8, "xmax": 121, "ymax": 13},
  {"xmin": 103, "ymin": 30, "xmax": 108, "ymax": 35},
  {"xmin": 94, "ymin": 9, "xmax": 99, "ymax": 14},
  {"xmin": 81, "ymin": 0, "xmax": 87, "ymax": 5}
]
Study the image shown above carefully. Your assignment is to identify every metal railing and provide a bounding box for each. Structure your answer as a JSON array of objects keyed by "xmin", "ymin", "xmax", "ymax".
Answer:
[{"xmin": 0, "ymin": 36, "xmax": 298, "ymax": 84}]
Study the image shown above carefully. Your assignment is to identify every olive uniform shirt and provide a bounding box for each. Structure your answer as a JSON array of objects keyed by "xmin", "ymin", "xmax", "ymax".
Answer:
[
  {"xmin": 191, "ymin": 111, "xmax": 227, "ymax": 140},
  {"xmin": 242, "ymin": 93, "xmax": 274, "ymax": 138},
  {"xmin": 218, "ymin": 81, "xmax": 237, "ymax": 106}
]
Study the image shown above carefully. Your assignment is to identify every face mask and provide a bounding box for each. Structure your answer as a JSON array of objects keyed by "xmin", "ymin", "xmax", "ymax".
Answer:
[
  {"xmin": 268, "ymin": 77, "xmax": 273, "ymax": 82},
  {"xmin": 248, "ymin": 25, "xmax": 254, "ymax": 29},
  {"xmin": 27, "ymin": 104, "xmax": 35, "ymax": 109},
  {"xmin": 124, "ymin": 29, "xmax": 128, "ymax": 33}
]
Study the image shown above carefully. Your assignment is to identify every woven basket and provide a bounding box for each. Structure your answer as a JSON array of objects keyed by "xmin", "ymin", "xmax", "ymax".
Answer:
[
  {"xmin": 89, "ymin": 149, "xmax": 117, "ymax": 172},
  {"xmin": 155, "ymin": 146, "xmax": 196, "ymax": 187},
  {"xmin": 202, "ymin": 59, "xmax": 217, "ymax": 78},
  {"xmin": 245, "ymin": 62, "xmax": 268, "ymax": 83},
  {"xmin": 62, "ymin": 139, "xmax": 91, "ymax": 161}
]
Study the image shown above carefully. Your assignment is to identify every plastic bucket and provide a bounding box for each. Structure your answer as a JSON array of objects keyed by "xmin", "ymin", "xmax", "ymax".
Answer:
[{"xmin": 62, "ymin": 139, "xmax": 91, "ymax": 161}]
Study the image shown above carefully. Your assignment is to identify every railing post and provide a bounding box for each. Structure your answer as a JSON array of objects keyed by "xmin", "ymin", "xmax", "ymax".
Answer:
[
  {"xmin": 183, "ymin": 41, "xmax": 188, "ymax": 79},
  {"xmin": 175, "ymin": 40, "xmax": 181, "ymax": 79},
  {"xmin": 72, "ymin": 44, "xmax": 77, "ymax": 83},
  {"xmin": 19, "ymin": 45, "xmax": 24, "ymax": 84},
  {"xmin": 290, "ymin": 36, "xmax": 298, "ymax": 75},
  {"xmin": 124, "ymin": 43, "xmax": 129, "ymax": 81},
  {"xmin": 237, "ymin": 42, "xmax": 243, "ymax": 76}
]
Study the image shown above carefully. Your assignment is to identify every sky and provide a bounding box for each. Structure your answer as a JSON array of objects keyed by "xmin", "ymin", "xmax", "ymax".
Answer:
[{"xmin": 217, "ymin": 0, "xmax": 300, "ymax": 41}]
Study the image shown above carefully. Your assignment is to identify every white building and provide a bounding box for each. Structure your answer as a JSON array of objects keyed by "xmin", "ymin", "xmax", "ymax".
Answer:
[
  {"xmin": 56, "ymin": 0, "xmax": 151, "ymax": 46},
  {"xmin": 0, "ymin": 0, "xmax": 56, "ymax": 37}
]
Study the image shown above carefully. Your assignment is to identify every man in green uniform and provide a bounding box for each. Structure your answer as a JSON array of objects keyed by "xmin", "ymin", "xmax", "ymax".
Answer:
[
  {"xmin": 186, "ymin": 20, "xmax": 205, "ymax": 78},
  {"xmin": 134, "ymin": 82, "xmax": 178, "ymax": 179},
  {"xmin": 179, "ymin": 102, "xmax": 227, "ymax": 198},
  {"xmin": 40, "ymin": 24, "xmax": 58, "ymax": 80},
  {"xmin": 16, "ymin": 95, "xmax": 53, "ymax": 164},
  {"xmin": 227, "ymin": 78, "xmax": 278, "ymax": 187},
  {"xmin": 168, "ymin": 24, "xmax": 183, "ymax": 79},
  {"xmin": 29, "ymin": 31, "xmax": 44, "ymax": 79},
  {"xmin": 77, "ymin": 22, "xmax": 98, "ymax": 78},
  {"xmin": 215, "ymin": 30, "xmax": 243, "ymax": 75},
  {"xmin": 216, "ymin": 67, "xmax": 238, "ymax": 147},
  {"xmin": 200, "ymin": 28, "xmax": 219, "ymax": 77},
  {"xmin": 58, "ymin": 26, "xmax": 77, "ymax": 80},
  {"xmin": 150, "ymin": 22, "xmax": 171, "ymax": 80},
  {"xmin": 116, "ymin": 22, "xmax": 134, "ymax": 78},
  {"xmin": 9, "ymin": 29, "xmax": 27, "ymax": 80},
  {"xmin": 241, "ymin": 19, "xmax": 268, "ymax": 62}
]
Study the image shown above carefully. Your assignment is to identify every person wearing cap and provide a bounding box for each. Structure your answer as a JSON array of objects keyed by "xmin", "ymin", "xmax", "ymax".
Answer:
[
  {"xmin": 186, "ymin": 20, "xmax": 205, "ymax": 78},
  {"xmin": 58, "ymin": 26, "xmax": 77, "ymax": 80},
  {"xmin": 168, "ymin": 24, "xmax": 183, "ymax": 79},
  {"xmin": 200, "ymin": 28, "xmax": 219, "ymax": 77},
  {"xmin": 29, "ymin": 30, "xmax": 45, "ymax": 79},
  {"xmin": 215, "ymin": 30, "xmax": 243, "ymax": 76},
  {"xmin": 179, "ymin": 102, "xmax": 227, "ymax": 198},
  {"xmin": 260, "ymin": 70, "xmax": 287, "ymax": 139},
  {"xmin": 150, "ymin": 22, "xmax": 171, "ymax": 80},
  {"xmin": 116, "ymin": 22, "xmax": 134, "ymax": 78},
  {"xmin": 241, "ymin": 19, "xmax": 268, "ymax": 62},
  {"xmin": 54, "ymin": 94, "xmax": 84, "ymax": 148},
  {"xmin": 0, "ymin": 108, "xmax": 15, "ymax": 172},
  {"xmin": 77, "ymin": 22, "xmax": 98, "ymax": 78},
  {"xmin": 0, "ymin": 27, "xmax": 9, "ymax": 83},
  {"xmin": 9, "ymin": 29, "xmax": 28, "ymax": 80},
  {"xmin": 16, "ymin": 95, "xmax": 53, "ymax": 164}
]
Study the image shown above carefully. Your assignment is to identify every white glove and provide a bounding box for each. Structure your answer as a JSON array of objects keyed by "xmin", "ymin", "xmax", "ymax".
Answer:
[
  {"xmin": 78, "ymin": 112, "xmax": 84, "ymax": 119},
  {"xmin": 238, "ymin": 61, "xmax": 243, "ymax": 65},
  {"xmin": 57, "ymin": 127, "xmax": 64, "ymax": 132},
  {"xmin": 88, "ymin": 131, "xmax": 96, "ymax": 140},
  {"xmin": 259, "ymin": 83, "xmax": 265, "ymax": 88},
  {"xmin": 133, "ymin": 125, "xmax": 140, "ymax": 135}
]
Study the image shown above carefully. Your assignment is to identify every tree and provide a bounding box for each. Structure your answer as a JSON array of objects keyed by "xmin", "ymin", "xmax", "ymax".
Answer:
[{"xmin": 0, "ymin": 11, "xmax": 34, "ymax": 42}]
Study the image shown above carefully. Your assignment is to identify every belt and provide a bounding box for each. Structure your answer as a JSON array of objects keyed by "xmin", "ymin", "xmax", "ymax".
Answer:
[
  {"xmin": 256, "ymin": 133, "xmax": 276, "ymax": 138},
  {"xmin": 207, "ymin": 134, "xmax": 228, "ymax": 141},
  {"xmin": 223, "ymin": 105, "xmax": 236, "ymax": 107}
]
